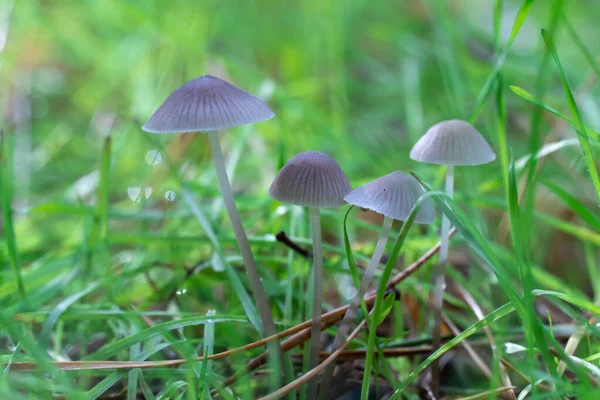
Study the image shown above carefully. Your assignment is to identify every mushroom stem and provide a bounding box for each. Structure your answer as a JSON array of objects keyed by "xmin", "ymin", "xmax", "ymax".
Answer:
[
  {"xmin": 307, "ymin": 206, "xmax": 323, "ymax": 400},
  {"xmin": 432, "ymin": 164, "xmax": 454, "ymax": 394},
  {"xmin": 207, "ymin": 130, "xmax": 278, "ymax": 337},
  {"xmin": 318, "ymin": 215, "xmax": 393, "ymax": 398}
]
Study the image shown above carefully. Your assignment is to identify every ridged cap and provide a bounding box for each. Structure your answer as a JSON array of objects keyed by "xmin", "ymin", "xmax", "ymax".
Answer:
[
  {"xmin": 410, "ymin": 120, "xmax": 496, "ymax": 166},
  {"xmin": 142, "ymin": 75, "xmax": 275, "ymax": 133},
  {"xmin": 344, "ymin": 171, "xmax": 435, "ymax": 224},
  {"xmin": 269, "ymin": 151, "xmax": 351, "ymax": 208}
]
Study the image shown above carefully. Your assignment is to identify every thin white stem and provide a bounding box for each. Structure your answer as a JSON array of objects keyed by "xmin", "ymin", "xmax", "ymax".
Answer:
[
  {"xmin": 431, "ymin": 164, "xmax": 454, "ymax": 395},
  {"xmin": 207, "ymin": 131, "xmax": 277, "ymax": 337},
  {"xmin": 318, "ymin": 216, "xmax": 393, "ymax": 399},
  {"xmin": 307, "ymin": 207, "xmax": 323, "ymax": 400}
]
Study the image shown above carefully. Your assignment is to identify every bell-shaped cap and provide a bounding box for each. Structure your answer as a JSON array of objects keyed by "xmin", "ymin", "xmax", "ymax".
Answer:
[
  {"xmin": 410, "ymin": 120, "xmax": 496, "ymax": 166},
  {"xmin": 142, "ymin": 75, "xmax": 274, "ymax": 133},
  {"xmin": 269, "ymin": 151, "xmax": 351, "ymax": 208},
  {"xmin": 344, "ymin": 171, "xmax": 435, "ymax": 224}
]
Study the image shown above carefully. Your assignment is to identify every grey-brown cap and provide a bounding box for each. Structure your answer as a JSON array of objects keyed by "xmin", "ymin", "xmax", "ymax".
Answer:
[
  {"xmin": 410, "ymin": 119, "xmax": 496, "ymax": 166},
  {"xmin": 269, "ymin": 151, "xmax": 351, "ymax": 208},
  {"xmin": 142, "ymin": 75, "xmax": 274, "ymax": 133},
  {"xmin": 344, "ymin": 171, "xmax": 434, "ymax": 224}
]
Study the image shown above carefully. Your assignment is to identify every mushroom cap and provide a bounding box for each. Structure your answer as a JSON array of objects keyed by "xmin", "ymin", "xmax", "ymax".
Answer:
[
  {"xmin": 142, "ymin": 75, "xmax": 274, "ymax": 133},
  {"xmin": 344, "ymin": 171, "xmax": 435, "ymax": 224},
  {"xmin": 409, "ymin": 119, "xmax": 496, "ymax": 166},
  {"xmin": 269, "ymin": 151, "xmax": 351, "ymax": 208}
]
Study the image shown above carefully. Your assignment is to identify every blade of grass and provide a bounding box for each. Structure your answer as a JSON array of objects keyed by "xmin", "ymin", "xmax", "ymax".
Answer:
[
  {"xmin": 0, "ymin": 130, "xmax": 25, "ymax": 298},
  {"xmin": 200, "ymin": 310, "xmax": 216, "ymax": 398},
  {"xmin": 157, "ymin": 381, "xmax": 188, "ymax": 400},
  {"xmin": 181, "ymin": 187, "xmax": 263, "ymax": 334},
  {"xmin": 38, "ymin": 277, "xmax": 100, "ymax": 349},
  {"xmin": 469, "ymin": 0, "xmax": 534, "ymax": 123},
  {"xmin": 563, "ymin": 15, "xmax": 600, "ymax": 79},
  {"xmin": 138, "ymin": 370, "xmax": 156, "ymax": 400},
  {"xmin": 507, "ymin": 156, "xmax": 540, "ymax": 392},
  {"xmin": 360, "ymin": 195, "xmax": 428, "ymax": 400},
  {"xmin": 127, "ymin": 323, "xmax": 141, "ymax": 400},
  {"xmin": 509, "ymin": 85, "xmax": 600, "ymax": 140},
  {"xmin": 87, "ymin": 373, "xmax": 122, "ymax": 400},
  {"xmin": 543, "ymin": 181, "xmax": 600, "ymax": 231},
  {"xmin": 85, "ymin": 315, "xmax": 246, "ymax": 361},
  {"xmin": 542, "ymin": 28, "xmax": 600, "ymax": 204},
  {"xmin": 97, "ymin": 136, "xmax": 111, "ymax": 241}
]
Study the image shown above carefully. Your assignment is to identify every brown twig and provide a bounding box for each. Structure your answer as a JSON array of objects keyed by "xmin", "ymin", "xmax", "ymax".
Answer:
[
  {"xmin": 275, "ymin": 231, "xmax": 311, "ymax": 258},
  {"xmin": 441, "ymin": 314, "xmax": 492, "ymax": 378},
  {"xmin": 260, "ymin": 316, "xmax": 370, "ymax": 400}
]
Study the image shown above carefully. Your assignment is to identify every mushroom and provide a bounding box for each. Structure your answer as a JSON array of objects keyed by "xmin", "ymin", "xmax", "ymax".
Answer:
[
  {"xmin": 269, "ymin": 150, "xmax": 351, "ymax": 398},
  {"xmin": 142, "ymin": 75, "xmax": 278, "ymax": 340},
  {"xmin": 319, "ymin": 171, "xmax": 434, "ymax": 397},
  {"xmin": 409, "ymin": 119, "xmax": 496, "ymax": 389}
]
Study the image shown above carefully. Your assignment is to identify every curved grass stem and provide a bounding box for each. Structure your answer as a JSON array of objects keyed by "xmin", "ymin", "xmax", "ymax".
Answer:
[{"xmin": 318, "ymin": 216, "xmax": 393, "ymax": 398}]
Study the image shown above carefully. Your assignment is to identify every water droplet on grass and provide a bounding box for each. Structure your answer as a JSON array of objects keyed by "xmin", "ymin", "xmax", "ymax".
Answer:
[
  {"xmin": 145, "ymin": 150, "xmax": 162, "ymax": 166},
  {"xmin": 127, "ymin": 186, "xmax": 141, "ymax": 202},
  {"xmin": 165, "ymin": 190, "xmax": 176, "ymax": 201}
]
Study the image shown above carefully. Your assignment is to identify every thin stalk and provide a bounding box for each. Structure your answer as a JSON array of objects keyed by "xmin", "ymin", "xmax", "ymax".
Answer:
[
  {"xmin": 307, "ymin": 207, "xmax": 323, "ymax": 400},
  {"xmin": 431, "ymin": 164, "xmax": 454, "ymax": 395},
  {"xmin": 319, "ymin": 216, "xmax": 393, "ymax": 399},
  {"xmin": 207, "ymin": 130, "xmax": 282, "ymax": 378}
]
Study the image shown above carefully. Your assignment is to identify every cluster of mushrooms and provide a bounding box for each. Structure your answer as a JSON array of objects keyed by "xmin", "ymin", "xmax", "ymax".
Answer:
[{"xmin": 142, "ymin": 75, "xmax": 496, "ymax": 397}]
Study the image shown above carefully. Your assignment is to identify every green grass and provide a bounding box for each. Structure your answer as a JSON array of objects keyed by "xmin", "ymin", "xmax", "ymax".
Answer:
[{"xmin": 3, "ymin": 0, "xmax": 600, "ymax": 398}]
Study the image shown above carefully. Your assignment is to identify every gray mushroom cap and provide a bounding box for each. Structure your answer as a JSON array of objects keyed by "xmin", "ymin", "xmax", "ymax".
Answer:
[
  {"xmin": 344, "ymin": 171, "xmax": 435, "ymax": 224},
  {"xmin": 269, "ymin": 151, "xmax": 351, "ymax": 208},
  {"xmin": 409, "ymin": 119, "xmax": 496, "ymax": 166},
  {"xmin": 142, "ymin": 75, "xmax": 274, "ymax": 133}
]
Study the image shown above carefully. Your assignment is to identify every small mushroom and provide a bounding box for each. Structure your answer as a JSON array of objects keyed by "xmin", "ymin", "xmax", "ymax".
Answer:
[
  {"xmin": 319, "ymin": 171, "xmax": 434, "ymax": 396},
  {"xmin": 269, "ymin": 150, "xmax": 351, "ymax": 398},
  {"xmin": 142, "ymin": 75, "xmax": 277, "ymax": 341},
  {"xmin": 409, "ymin": 119, "xmax": 496, "ymax": 390}
]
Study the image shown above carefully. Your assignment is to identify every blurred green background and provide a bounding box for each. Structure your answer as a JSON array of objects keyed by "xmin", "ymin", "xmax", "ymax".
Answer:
[{"xmin": 3, "ymin": 0, "xmax": 600, "ymax": 398}]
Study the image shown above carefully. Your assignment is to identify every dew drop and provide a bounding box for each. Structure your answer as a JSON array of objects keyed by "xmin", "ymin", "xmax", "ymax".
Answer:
[
  {"xmin": 176, "ymin": 288, "xmax": 187, "ymax": 295},
  {"xmin": 145, "ymin": 150, "xmax": 162, "ymax": 166},
  {"xmin": 165, "ymin": 190, "xmax": 176, "ymax": 201},
  {"xmin": 127, "ymin": 186, "xmax": 141, "ymax": 202},
  {"xmin": 275, "ymin": 205, "xmax": 288, "ymax": 216},
  {"xmin": 144, "ymin": 187, "xmax": 152, "ymax": 199},
  {"xmin": 206, "ymin": 309, "xmax": 216, "ymax": 323}
]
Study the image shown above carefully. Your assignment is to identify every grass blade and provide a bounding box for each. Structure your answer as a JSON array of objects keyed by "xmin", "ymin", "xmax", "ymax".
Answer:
[
  {"xmin": 563, "ymin": 16, "xmax": 600, "ymax": 79},
  {"xmin": 87, "ymin": 374, "xmax": 122, "ymax": 400},
  {"xmin": 542, "ymin": 28, "xmax": 600, "ymax": 204},
  {"xmin": 200, "ymin": 310, "xmax": 216, "ymax": 397},
  {"xmin": 470, "ymin": 0, "xmax": 534, "ymax": 123},
  {"xmin": 543, "ymin": 181, "xmax": 600, "ymax": 231},
  {"xmin": 0, "ymin": 130, "xmax": 25, "ymax": 298},
  {"xmin": 97, "ymin": 136, "xmax": 111, "ymax": 241},
  {"xmin": 85, "ymin": 315, "xmax": 246, "ymax": 361},
  {"xmin": 181, "ymin": 187, "xmax": 263, "ymax": 334},
  {"xmin": 509, "ymin": 85, "xmax": 600, "ymax": 140},
  {"xmin": 361, "ymin": 195, "xmax": 427, "ymax": 400}
]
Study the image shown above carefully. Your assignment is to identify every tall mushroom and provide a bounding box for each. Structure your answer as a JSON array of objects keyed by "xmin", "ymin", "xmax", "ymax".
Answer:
[
  {"xmin": 410, "ymin": 119, "xmax": 496, "ymax": 392},
  {"xmin": 269, "ymin": 150, "xmax": 351, "ymax": 398},
  {"xmin": 319, "ymin": 171, "xmax": 434, "ymax": 397},
  {"xmin": 142, "ymin": 75, "xmax": 278, "ymax": 341}
]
